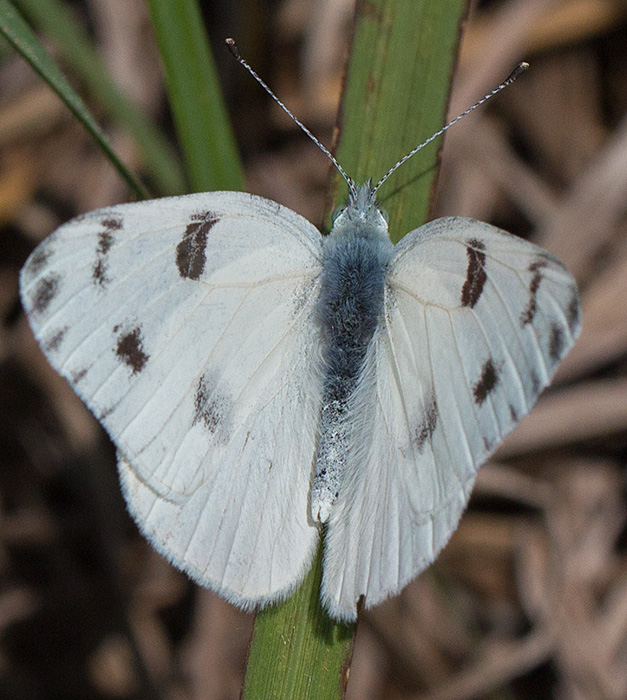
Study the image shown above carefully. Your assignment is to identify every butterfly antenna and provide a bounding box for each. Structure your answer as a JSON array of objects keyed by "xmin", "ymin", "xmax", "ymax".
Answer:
[
  {"xmin": 372, "ymin": 62, "xmax": 529, "ymax": 195},
  {"xmin": 226, "ymin": 38, "xmax": 357, "ymax": 200}
]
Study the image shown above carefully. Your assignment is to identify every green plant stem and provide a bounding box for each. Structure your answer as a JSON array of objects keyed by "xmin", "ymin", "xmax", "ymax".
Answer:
[
  {"xmin": 336, "ymin": 0, "xmax": 469, "ymax": 241},
  {"xmin": 243, "ymin": 1, "xmax": 467, "ymax": 698}
]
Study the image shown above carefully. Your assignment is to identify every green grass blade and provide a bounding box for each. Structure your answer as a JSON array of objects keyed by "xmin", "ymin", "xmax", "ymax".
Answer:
[
  {"xmin": 243, "ymin": 1, "xmax": 467, "ymax": 697},
  {"xmin": 146, "ymin": 0, "xmax": 244, "ymax": 192},
  {"xmin": 244, "ymin": 543, "xmax": 355, "ymax": 700},
  {"xmin": 0, "ymin": 0, "xmax": 149, "ymax": 199},
  {"xmin": 337, "ymin": 0, "xmax": 468, "ymax": 242},
  {"xmin": 13, "ymin": 0, "xmax": 187, "ymax": 196}
]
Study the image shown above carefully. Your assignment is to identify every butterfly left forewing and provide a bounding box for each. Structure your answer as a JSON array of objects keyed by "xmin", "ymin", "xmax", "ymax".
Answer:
[
  {"xmin": 322, "ymin": 216, "xmax": 580, "ymax": 620},
  {"xmin": 20, "ymin": 191, "xmax": 325, "ymax": 609}
]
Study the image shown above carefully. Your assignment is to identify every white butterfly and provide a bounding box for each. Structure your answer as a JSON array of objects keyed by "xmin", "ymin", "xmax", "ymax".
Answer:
[{"xmin": 19, "ymin": 55, "xmax": 581, "ymax": 621}]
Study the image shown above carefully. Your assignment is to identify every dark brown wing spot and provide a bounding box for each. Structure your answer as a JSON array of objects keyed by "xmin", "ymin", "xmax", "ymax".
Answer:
[
  {"xmin": 92, "ymin": 219, "xmax": 120, "ymax": 288},
  {"xmin": 529, "ymin": 369, "xmax": 542, "ymax": 395},
  {"xmin": 72, "ymin": 368, "xmax": 88, "ymax": 384},
  {"xmin": 44, "ymin": 327, "xmax": 67, "ymax": 352},
  {"xmin": 520, "ymin": 258, "xmax": 548, "ymax": 326},
  {"xmin": 509, "ymin": 404, "xmax": 519, "ymax": 423},
  {"xmin": 176, "ymin": 212, "xmax": 219, "ymax": 280},
  {"xmin": 97, "ymin": 229, "xmax": 115, "ymax": 255},
  {"xmin": 193, "ymin": 372, "xmax": 230, "ymax": 435},
  {"xmin": 461, "ymin": 239, "xmax": 487, "ymax": 308},
  {"xmin": 27, "ymin": 245, "xmax": 53, "ymax": 276},
  {"xmin": 93, "ymin": 258, "xmax": 109, "ymax": 287},
  {"xmin": 99, "ymin": 405, "xmax": 114, "ymax": 421},
  {"xmin": 115, "ymin": 325, "xmax": 149, "ymax": 374},
  {"xmin": 415, "ymin": 393, "xmax": 438, "ymax": 453},
  {"xmin": 549, "ymin": 322, "xmax": 566, "ymax": 363},
  {"xmin": 31, "ymin": 274, "xmax": 60, "ymax": 314},
  {"xmin": 473, "ymin": 358, "xmax": 500, "ymax": 405},
  {"xmin": 101, "ymin": 217, "xmax": 122, "ymax": 233}
]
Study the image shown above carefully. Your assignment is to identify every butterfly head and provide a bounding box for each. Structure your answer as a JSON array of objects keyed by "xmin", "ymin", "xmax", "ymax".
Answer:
[{"xmin": 330, "ymin": 181, "xmax": 389, "ymax": 241}]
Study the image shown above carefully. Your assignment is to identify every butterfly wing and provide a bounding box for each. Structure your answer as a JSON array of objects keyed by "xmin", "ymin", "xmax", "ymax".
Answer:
[
  {"xmin": 322, "ymin": 216, "xmax": 581, "ymax": 620},
  {"xmin": 20, "ymin": 191, "xmax": 324, "ymax": 608}
]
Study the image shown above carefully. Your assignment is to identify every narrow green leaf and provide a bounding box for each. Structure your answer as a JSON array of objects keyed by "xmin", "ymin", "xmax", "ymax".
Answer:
[
  {"xmin": 146, "ymin": 0, "xmax": 244, "ymax": 192},
  {"xmin": 337, "ymin": 0, "xmax": 468, "ymax": 242},
  {"xmin": 244, "ymin": 1, "xmax": 467, "ymax": 697},
  {"xmin": 0, "ymin": 0, "xmax": 149, "ymax": 199},
  {"xmin": 244, "ymin": 543, "xmax": 355, "ymax": 700},
  {"xmin": 13, "ymin": 0, "xmax": 187, "ymax": 196}
]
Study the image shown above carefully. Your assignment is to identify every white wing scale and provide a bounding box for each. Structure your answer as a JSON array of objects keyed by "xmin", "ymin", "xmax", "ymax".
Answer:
[
  {"xmin": 322, "ymin": 217, "xmax": 580, "ymax": 620},
  {"xmin": 20, "ymin": 191, "xmax": 324, "ymax": 607}
]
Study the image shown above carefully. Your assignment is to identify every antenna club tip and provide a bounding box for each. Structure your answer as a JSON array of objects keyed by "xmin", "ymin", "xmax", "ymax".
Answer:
[
  {"xmin": 225, "ymin": 37, "xmax": 240, "ymax": 58},
  {"xmin": 507, "ymin": 61, "xmax": 530, "ymax": 82}
]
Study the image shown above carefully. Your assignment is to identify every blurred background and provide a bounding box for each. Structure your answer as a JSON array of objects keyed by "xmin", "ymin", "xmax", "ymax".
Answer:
[{"xmin": 2, "ymin": 0, "xmax": 627, "ymax": 698}]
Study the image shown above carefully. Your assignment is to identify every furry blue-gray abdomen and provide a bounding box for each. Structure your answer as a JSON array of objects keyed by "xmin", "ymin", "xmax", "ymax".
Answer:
[
  {"xmin": 317, "ymin": 235, "xmax": 389, "ymax": 389},
  {"xmin": 311, "ymin": 221, "xmax": 394, "ymax": 522}
]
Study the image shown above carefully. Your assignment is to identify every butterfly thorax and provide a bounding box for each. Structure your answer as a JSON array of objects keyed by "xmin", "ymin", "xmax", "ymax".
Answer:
[{"xmin": 311, "ymin": 191, "xmax": 394, "ymax": 523}]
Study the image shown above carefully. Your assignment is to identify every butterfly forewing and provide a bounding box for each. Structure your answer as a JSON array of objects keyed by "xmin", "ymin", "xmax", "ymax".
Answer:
[
  {"xmin": 20, "ymin": 191, "xmax": 325, "ymax": 607},
  {"xmin": 322, "ymin": 216, "xmax": 580, "ymax": 620}
]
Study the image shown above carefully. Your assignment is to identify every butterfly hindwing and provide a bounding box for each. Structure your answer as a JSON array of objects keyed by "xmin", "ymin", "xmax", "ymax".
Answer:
[
  {"xmin": 322, "ymin": 216, "xmax": 581, "ymax": 620},
  {"xmin": 20, "ymin": 191, "xmax": 325, "ymax": 607}
]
